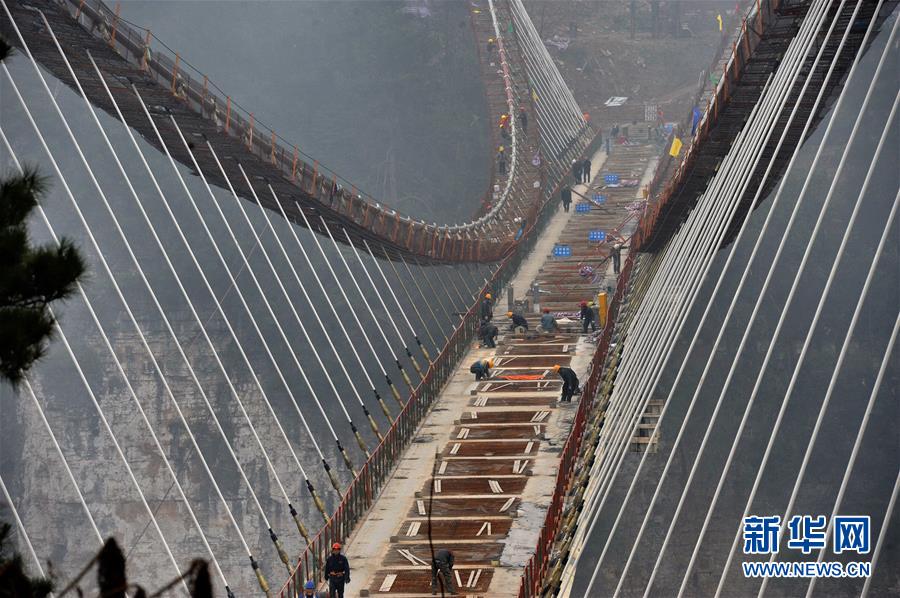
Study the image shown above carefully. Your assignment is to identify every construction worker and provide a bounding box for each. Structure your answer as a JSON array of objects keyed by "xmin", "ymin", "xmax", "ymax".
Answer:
[
  {"xmin": 497, "ymin": 146, "xmax": 507, "ymax": 175},
  {"xmin": 582, "ymin": 157, "xmax": 592, "ymax": 184},
  {"xmin": 611, "ymin": 243, "xmax": 622, "ymax": 274},
  {"xmin": 571, "ymin": 159, "xmax": 581, "ymax": 184},
  {"xmin": 481, "ymin": 293, "xmax": 494, "ymax": 321},
  {"xmin": 540, "ymin": 308, "xmax": 558, "ymax": 333},
  {"xmin": 561, "ymin": 185, "xmax": 572, "ymax": 213},
  {"xmin": 431, "ymin": 548, "xmax": 457, "ymax": 595},
  {"xmin": 507, "ymin": 311, "xmax": 529, "ymax": 332},
  {"xmin": 553, "ymin": 364, "xmax": 579, "ymax": 403},
  {"xmin": 487, "ymin": 37, "xmax": 496, "ymax": 58},
  {"xmin": 479, "ymin": 319, "xmax": 499, "ymax": 348},
  {"xmin": 325, "ymin": 542, "xmax": 350, "ymax": 598},
  {"xmin": 303, "ymin": 580, "xmax": 317, "ymax": 597},
  {"xmin": 518, "ymin": 106, "xmax": 528, "ymax": 135},
  {"xmin": 470, "ymin": 358, "xmax": 493, "ymax": 381},
  {"xmin": 580, "ymin": 300, "xmax": 596, "ymax": 333}
]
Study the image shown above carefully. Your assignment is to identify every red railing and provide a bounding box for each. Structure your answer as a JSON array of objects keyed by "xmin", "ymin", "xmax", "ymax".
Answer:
[
  {"xmin": 517, "ymin": 251, "xmax": 636, "ymax": 598},
  {"xmin": 635, "ymin": 0, "xmax": 781, "ymax": 252}
]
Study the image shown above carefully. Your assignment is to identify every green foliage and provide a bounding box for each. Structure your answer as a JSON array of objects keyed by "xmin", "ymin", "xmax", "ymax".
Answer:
[
  {"xmin": 0, "ymin": 522, "xmax": 53, "ymax": 597},
  {"xmin": 0, "ymin": 167, "xmax": 86, "ymax": 384}
]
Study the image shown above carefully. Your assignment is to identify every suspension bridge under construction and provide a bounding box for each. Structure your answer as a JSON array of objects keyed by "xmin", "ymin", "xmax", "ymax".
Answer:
[{"xmin": 0, "ymin": 0, "xmax": 897, "ymax": 596}]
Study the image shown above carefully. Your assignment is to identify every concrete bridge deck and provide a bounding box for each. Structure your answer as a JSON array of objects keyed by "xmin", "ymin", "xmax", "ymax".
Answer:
[{"xmin": 343, "ymin": 140, "xmax": 660, "ymax": 597}]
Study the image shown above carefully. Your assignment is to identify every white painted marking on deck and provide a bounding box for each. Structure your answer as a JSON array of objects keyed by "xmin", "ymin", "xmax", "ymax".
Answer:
[
  {"xmin": 417, "ymin": 500, "xmax": 426, "ymax": 515},
  {"xmin": 438, "ymin": 461, "xmax": 447, "ymax": 475},
  {"xmin": 434, "ymin": 479, "xmax": 442, "ymax": 493},
  {"xmin": 406, "ymin": 521, "xmax": 421, "ymax": 536},
  {"xmin": 500, "ymin": 497, "xmax": 515, "ymax": 512},
  {"xmin": 513, "ymin": 460, "xmax": 521, "ymax": 474},
  {"xmin": 474, "ymin": 396, "xmax": 488, "ymax": 407},
  {"xmin": 466, "ymin": 570, "xmax": 476, "ymax": 588},
  {"xmin": 472, "ymin": 568, "xmax": 483, "ymax": 587},
  {"xmin": 450, "ymin": 443, "xmax": 461, "ymax": 455},
  {"xmin": 525, "ymin": 441, "xmax": 534, "ymax": 454},
  {"xmin": 489, "ymin": 480, "xmax": 503, "ymax": 493},
  {"xmin": 516, "ymin": 460, "xmax": 529, "ymax": 474},
  {"xmin": 531, "ymin": 411, "xmax": 550, "ymax": 422},
  {"xmin": 469, "ymin": 411, "xmax": 478, "ymax": 419},
  {"xmin": 476, "ymin": 521, "xmax": 492, "ymax": 536},
  {"xmin": 533, "ymin": 425, "xmax": 542, "ymax": 435},
  {"xmin": 379, "ymin": 574, "xmax": 397, "ymax": 592},
  {"xmin": 455, "ymin": 570, "xmax": 463, "ymax": 588},
  {"xmin": 457, "ymin": 428, "xmax": 470, "ymax": 439},
  {"xmin": 482, "ymin": 383, "xmax": 493, "ymax": 392}
]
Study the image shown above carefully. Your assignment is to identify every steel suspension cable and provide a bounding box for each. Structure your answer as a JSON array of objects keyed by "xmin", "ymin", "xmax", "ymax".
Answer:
[
  {"xmin": 0, "ymin": 20, "xmax": 284, "ymax": 583},
  {"xmin": 861, "ymin": 468, "xmax": 900, "ymax": 597},
  {"xmin": 160, "ymin": 117, "xmax": 361, "ymax": 475},
  {"xmin": 285, "ymin": 202, "xmax": 402, "ymax": 418},
  {"xmin": 620, "ymin": 2, "xmax": 865, "ymax": 593},
  {"xmin": 0, "ymin": 473, "xmax": 48, "ymax": 584},
  {"xmin": 234, "ymin": 166, "xmax": 385, "ymax": 442},
  {"xmin": 714, "ymin": 18, "xmax": 897, "ymax": 595},
  {"xmin": 257, "ymin": 191, "xmax": 393, "ymax": 429},
  {"xmin": 398, "ymin": 255, "xmax": 450, "ymax": 344},
  {"xmin": 31, "ymin": 25, "xmax": 306, "ymax": 571},
  {"xmin": 572, "ymin": 10, "xmax": 820, "ymax": 576},
  {"xmin": 0, "ymin": 110, "xmax": 266, "ymax": 592},
  {"xmin": 380, "ymin": 248, "xmax": 441, "ymax": 351},
  {"xmin": 2, "ymin": 132, "xmax": 232, "ymax": 592},
  {"xmin": 363, "ymin": 239, "xmax": 432, "ymax": 366},
  {"xmin": 806, "ymin": 315, "xmax": 900, "ymax": 598},
  {"xmin": 345, "ymin": 229, "xmax": 425, "ymax": 384},
  {"xmin": 82, "ymin": 53, "xmax": 333, "ymax": 522},
  {"xmin": 317, "ymin": 219, "xmax": 414, "ymax": 402},
  {"xmin": 22, "ymin": 379, "xmax": 104, "ymax": 545},
  {"xmin": 411, "ymin": 256, "xmax": 461, "ymax": 328}
]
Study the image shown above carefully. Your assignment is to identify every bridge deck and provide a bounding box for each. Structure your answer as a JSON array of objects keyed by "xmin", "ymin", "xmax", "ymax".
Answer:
[{"xmin": 343, "ymin": 140, "xmax": 659, "ymax": 596}]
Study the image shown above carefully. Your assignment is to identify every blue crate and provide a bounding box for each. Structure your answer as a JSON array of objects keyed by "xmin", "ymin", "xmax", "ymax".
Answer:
[
  {"xmin": 575, "ymin": 202, "xmax": 591, "ymax": 213},
  {"xmin": 604, "ymin": 174, "xmax": 620, "ymax": 185},
  {"xmin": 589, "ymin": 230, "xmax": 606, "ymax": 242},
  {"xmin": 592, "ymin": 194, "xmax": 607, "ymax": 204},
  {"xmin": 553, "ymin": 244, "xmax": 572, "ymax": 257}
]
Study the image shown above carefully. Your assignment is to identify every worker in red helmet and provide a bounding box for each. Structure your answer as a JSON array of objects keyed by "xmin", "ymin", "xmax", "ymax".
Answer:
[{"xmin": 325, "ymin": 542, "xmax": 350, "ymax": 598}]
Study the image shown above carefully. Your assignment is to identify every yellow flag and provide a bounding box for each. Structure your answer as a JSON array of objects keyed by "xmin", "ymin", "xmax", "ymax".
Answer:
[
  {"xmin": 717, "ymin": 14, "xmax": 723, "ymax": 31},
  {"xmin": 669, "ymin": 137, "xmax": 683, "ymax": 157},
  {"xmin": 532, "ymin": 89, "xmax": 539, "ymax": 102}
]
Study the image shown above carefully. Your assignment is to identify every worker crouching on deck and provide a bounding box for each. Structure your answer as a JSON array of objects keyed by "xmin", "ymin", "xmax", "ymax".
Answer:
[
  {"xmin": 540, "ymin": 308, "xmax": 558, "ymax": 333},
  {"xmin": 431, "ymin": 549, "xmax": 457, "ymax": 595},
  {"xmin": 470, "ymin": 358, "xmax": 494, "ymax": 381},
  {"xmin": 553, "ymin": 364, "xmax": 580, "ymax": 403},
  {"xmin": 580, "ymin": 300, "xmax": 597, "ymax": 333},
  {"xmin": 507, "ymin": 311, "xmax": 528, "ymax": 333},
  {"xmin": 325, "ymin": 542, "xmax": 350, "ymax": 598}
]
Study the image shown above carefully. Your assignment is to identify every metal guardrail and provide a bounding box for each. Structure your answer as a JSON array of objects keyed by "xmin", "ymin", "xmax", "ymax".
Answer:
[
  {"xmin": 517, "ymin": 250, "xmax": 636, "ymax": 598},
  {"xmin": 50, "ymin": 0, "xmax": 572, "ymax": 263},
  {"xmin": 634, "ymin": 0, "xmax": 781, "ymax": 252},
  {"xmin": 277, "ymin": 122, "xmax": 591, "ymax": 594}
]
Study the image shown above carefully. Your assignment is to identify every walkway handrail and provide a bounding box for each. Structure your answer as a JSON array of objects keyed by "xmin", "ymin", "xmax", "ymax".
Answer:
[{"xmin": 55, "ymin": 0, "xmax": 547, "ymax": 243}]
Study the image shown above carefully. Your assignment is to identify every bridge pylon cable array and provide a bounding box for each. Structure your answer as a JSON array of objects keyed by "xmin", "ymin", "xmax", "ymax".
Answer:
[
  {"xmin": 35, "ymin": 10, "xmax": 319, "ymax": 571},
  {"xmin": 1, "ymin": 7, "xmax": 294, "ymax": 585},
  {"xmin": 0, "ymin": 115, "xmax": 261, "ymax": 594},
  {"xmin": 2, "ymin": 130, "xmax": 233, "ymax": 592},
  {"xmin": 77, "ymin": 47, "xmax": 334, "ymax": 524}
]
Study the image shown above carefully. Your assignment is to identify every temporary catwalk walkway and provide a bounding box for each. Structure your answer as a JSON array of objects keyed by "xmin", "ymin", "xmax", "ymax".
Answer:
[{"xmin": 342, "ymin": 139, "xmax": 660, "ymax": 597}]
